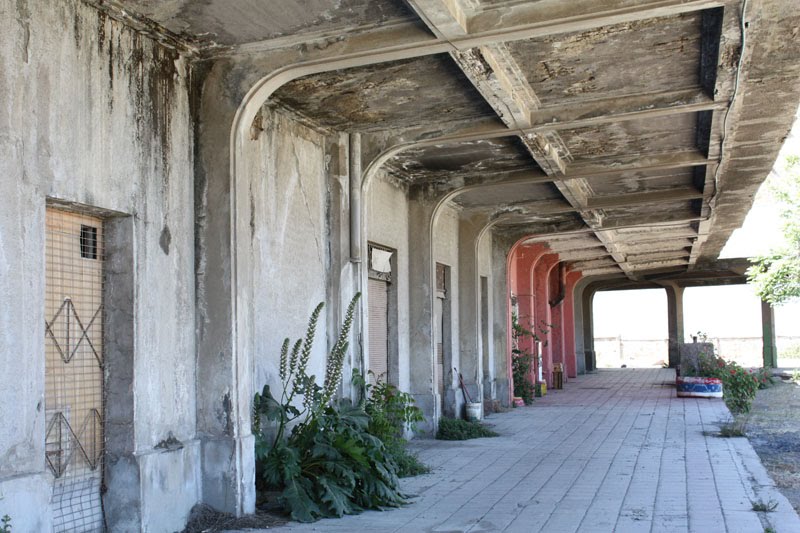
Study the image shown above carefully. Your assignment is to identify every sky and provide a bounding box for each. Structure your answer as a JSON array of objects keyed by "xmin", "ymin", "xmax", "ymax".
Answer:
[{"xmin": 595, "ymin": 106, "xmax": 800, "ymax": 341}]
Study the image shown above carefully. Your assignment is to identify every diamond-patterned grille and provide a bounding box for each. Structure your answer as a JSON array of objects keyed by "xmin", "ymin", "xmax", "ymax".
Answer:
[{"xmin": 45, "ymin": 208, "xmax": 105, "ymax": 532}]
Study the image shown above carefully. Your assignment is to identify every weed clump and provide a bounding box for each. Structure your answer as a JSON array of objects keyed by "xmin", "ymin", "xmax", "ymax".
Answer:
[
  {"xmin": 752, "ymin": 499, "xmax": 779, "ymax": 512},
  {"xmin": 436, "ymin": 418, "xmax": 499, "ymax": 440},
  {"xmin": 718, "ymin": 418, "xmax": 748, "ymax": 438}
]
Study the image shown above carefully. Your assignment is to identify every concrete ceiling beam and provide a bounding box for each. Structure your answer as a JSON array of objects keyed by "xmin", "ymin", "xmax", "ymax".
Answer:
[
  {"xmin": 230, "ymin": 0, "xmax": 720, "ymax": 61},
  {"xmin": 564, "ymin": 151, "xmax": 711, "ymax": 179},
  {"xmin": 555, "ymin": 248, "xmax": 614, "ymax": 262},
  {"xmin": 493, "ymin": 211, "xmax": 703, "ymax": 233},
  {"xmin": 404, "ymin": 0, "xmax": 470, "ymax": 39},
  {"xmin": 584, "ymin": 188, "xmax": 704, "ymax": 209},
  {"xmin": 374, "ymin": 121, "xmax": 714, "ymax": 192},
  {"xmin": 465, "ymin": 0, "xmax": 723, "ymax": 37},
  {"xmin": 529, "ymin": 88, "xmax": 726, "ymax": 131},
  {"xmin": 488, "ymin": 187, "xmax": 702, "ymax": 218}
]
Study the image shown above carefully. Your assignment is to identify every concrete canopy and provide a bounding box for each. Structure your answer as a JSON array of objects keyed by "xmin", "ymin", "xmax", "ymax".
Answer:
[{"xmin": 97, "ymin": 0, "xmax": 800, "ymax": 282}]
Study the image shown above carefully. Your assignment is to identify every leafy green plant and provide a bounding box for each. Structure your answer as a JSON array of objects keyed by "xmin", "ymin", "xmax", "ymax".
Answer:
[
  {"xmin": 1, "ymin": 515, "xmax": 10, "ymax": 533},
  {"xmin": 791, "ymin": 368, "xmax": 800, "ymax": 384},
  {"xmin": 253, "ymin": 294, "xmax": 410, "ymax": 522},
  {"xmin": 752, "ymin": 499, "xmax": 779, "ymax": 512},
  {"xmin": 436, "ymin": 418, "xmax": 499, "ymax": 440},
  {"xmin": 747, "ymin": 154, "xmax": 800, "ymax": 305},
  {"xmin": 511, "ymin": 314, "xmax": 536, "ymax": 404},
  {"xmin": 680, "ymin": 350, "xmax": 723, "ymax": 378},
  {"xmin": 753, "ymin": 367, "xmax": 775, "ymax": 389},
  {"xmin": 355, "ymin": 371, "xmax": 429, "ymax": 478},
  {"xmin": 721, "ymin": 361, "xmax": 760, "ymax": 414}
]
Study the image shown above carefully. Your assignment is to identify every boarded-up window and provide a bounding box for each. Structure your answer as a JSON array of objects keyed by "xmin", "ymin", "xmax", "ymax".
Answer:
[
  {"xmin": 435, "ymin": 263, "xmax": 448, "ymax": 398},
  {"xmin": 368, "ymin": 278, "xmax": 389, "ymax": 383},
  {"xmin": 436, "ymin": 263, "xmax": 446, "ymax": 295}
]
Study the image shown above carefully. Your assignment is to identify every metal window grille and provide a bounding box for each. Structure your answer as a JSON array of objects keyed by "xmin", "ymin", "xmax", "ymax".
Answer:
[{"xmin": 45, "ymin": 208, "xmax": 105, "ymax": 532}]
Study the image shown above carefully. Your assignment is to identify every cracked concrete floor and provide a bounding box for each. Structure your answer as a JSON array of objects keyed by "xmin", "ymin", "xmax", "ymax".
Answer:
[{"xmin": 232, "ymin": 369, "xmax": 800, "ymax": 532}]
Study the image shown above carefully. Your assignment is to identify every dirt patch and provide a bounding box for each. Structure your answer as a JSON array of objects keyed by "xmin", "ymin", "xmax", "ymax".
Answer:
[
  {"xmin": 181, "ymin": 503, "xmax": 288, "ymax": 532},
  {"xmin": 742, "ymin": 379, "xmax": 800, "ymax": 513}
]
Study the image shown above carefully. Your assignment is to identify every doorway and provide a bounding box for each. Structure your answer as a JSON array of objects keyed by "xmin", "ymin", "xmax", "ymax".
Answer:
[{"xmin": 45, "ymin": 208, "xmax": 105, "ymax": 532}]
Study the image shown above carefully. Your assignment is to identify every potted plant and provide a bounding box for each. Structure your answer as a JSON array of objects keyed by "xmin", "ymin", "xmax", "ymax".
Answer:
[{"xmin": 677, "ymin": 349, "xmax": 723, "ymax": 398}]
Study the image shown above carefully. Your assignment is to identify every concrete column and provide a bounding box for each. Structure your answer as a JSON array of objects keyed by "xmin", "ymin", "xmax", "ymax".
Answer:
[
  {"xmin": 762, "ymin": 300, "xmax": 778, "ymax": 368},
  {"xmin": 533, "ymin": 254, "xmax": 559, "ymax": 387},
  {"xmin": 547, "ymin": 262, "xmax": 565, "ymax": 382},
  {"xmin": 572, "ymin": 277, "xmax": 588, "ymax": 375},
  {"xmin": 195, "ymin": 67, "xmax": 255, "ymax": 516},
  {"xmin": 493, "ymin": 237, "xmax": 512, "ymax": 406},
  {"xmin": 407, "ymin": 196, "xmax": 438, "ymax": 431},
  {"xmin": 665, "ymin": 283, "xmax": 685, "ymax": 369},
  {"xmin": 457, "ymin": 214, "xmax": 490, "ymax": 410},
  {"xmin": 563, "ymin": 271, "xmax": 583, "ymax": 378},
  {"xmin": 581, "ymin": 285, "xmax": 596, "ymax": 372}
]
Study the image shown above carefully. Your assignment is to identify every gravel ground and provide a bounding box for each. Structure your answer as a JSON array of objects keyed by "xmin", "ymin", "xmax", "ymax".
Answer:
[{"xmin": 743, "ymin": 377, "xmax": 800, "ymax": 513}]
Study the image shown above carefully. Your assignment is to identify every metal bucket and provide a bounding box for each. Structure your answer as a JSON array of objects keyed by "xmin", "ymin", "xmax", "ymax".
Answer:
[{"xmin": 465, "ymin": 402, "xmax": 482, "ymax": 421}]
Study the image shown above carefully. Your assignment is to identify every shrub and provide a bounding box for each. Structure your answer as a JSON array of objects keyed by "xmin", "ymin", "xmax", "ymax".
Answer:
[
  {"xmin": 680, "ymin": 351, "xmax": 761, "ymax": 413},
  {"xmin": 253, "ymin": 294, "xmax": 409, "ymax": 523},
  {"xmin": 752, "ymin": 367, "xmax": 775, "ymax": 389},
  {"xmin": 681, "ymin": 353, "xmax": 773, "ymax": 414},
  {"xmin": 436, "ymin": 418, "xmax": 499, "ymax": 440},
  {"xmin": 720, "ymin": 361, "xmax": 760, "ymax": 414},
  {"xmin": 511, "ymin": 350, "xmax": 535, "ymax": 404},
  {"xmin": 355, "ymin": 371, "xmax": 430, "ymax": 478},
  {"xmin": 1, "ymin": 515, "xmax": 10, "ymax": 533},
  {"xmin": 511, "ymin": 314, "xmax": 540, "ymax": 404}
]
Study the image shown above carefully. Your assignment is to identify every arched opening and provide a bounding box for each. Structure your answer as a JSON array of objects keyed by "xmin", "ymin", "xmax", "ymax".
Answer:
[
  {"xmin": 593, "ymin": 288, "xmax": 668, "ymax": 369},
  {"xmin": 683, "ymin": 285, "xmax": 785, "ymax": 368}
]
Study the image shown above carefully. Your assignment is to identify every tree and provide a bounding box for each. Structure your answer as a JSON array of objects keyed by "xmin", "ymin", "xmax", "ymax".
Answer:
[{"xmin": 747, "ymin": 154, "xmax": 800, "ymax": 304}]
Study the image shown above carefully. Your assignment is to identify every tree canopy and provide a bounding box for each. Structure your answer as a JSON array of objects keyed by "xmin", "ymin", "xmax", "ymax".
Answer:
[{"xmin": 747, "ymin": 155, "xmax": 800, "ymax": 304}]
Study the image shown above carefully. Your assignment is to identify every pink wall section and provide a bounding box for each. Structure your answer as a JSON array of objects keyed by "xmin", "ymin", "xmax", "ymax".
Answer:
[
  {"xmin": 564, "ymin": 271, "xmax": 583, "ymax": 378},
  {"xmin": 533, "ymin": 253, "xmax": 559, "ymax": 388},
  {"xmin": 508, "ymin": 242, "xmax": 583, "ymax": 393}
]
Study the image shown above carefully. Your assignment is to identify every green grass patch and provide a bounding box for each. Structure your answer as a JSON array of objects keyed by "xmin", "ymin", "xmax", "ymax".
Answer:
[
  {"xmin": 436, "ymin": 418, "xmax": 499, "ymax": 440},
  {"xmin": 392, "ymin": 445, "xmax": 431, "ymax": 477}
]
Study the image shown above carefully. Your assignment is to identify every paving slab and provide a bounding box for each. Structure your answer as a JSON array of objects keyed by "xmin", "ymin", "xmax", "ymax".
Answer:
[{"xmin": 231, "ymin": 369, "xmax": 800, "ymax": 532}]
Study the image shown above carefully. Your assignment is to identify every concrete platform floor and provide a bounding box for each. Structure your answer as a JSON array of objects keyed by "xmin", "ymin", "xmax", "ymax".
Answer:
[{"xmin": 245, "ymin": 369, "xmax": 800, "ymax": 532}]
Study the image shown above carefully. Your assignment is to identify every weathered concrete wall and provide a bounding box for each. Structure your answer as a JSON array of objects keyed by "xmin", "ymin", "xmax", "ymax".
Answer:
[
  {"xmin": 0, "ymin": 1, "xmax": 198, "ymax": 530},
  {"xmin": 433, "ymin": 206, "xmax": 461, "ymax": 417},
  {"xmin": 366, "ymin": 173, "xmax": 411, "ymax": 391},
  {"xmin": 247, "ymin": 107, "xmax": 330, "ymax": 395}
]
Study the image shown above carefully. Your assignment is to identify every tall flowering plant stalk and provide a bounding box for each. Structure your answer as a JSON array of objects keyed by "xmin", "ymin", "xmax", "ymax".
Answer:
[{"xmin": 252, "ymin": 294, "xmax": 408, "ymax": 522}]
